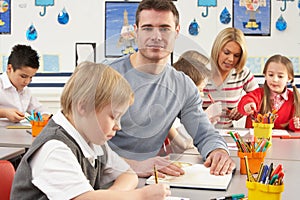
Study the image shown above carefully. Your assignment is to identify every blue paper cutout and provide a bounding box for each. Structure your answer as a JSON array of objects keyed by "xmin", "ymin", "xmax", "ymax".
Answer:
[
  {"xmin": 26, "ymin": 24, "xmax": 38, "ymax": 41},
  {"xmin": 276, "ymin": 15, "xmax": 287, "ymax": 31},
  {"xmin": 188, "ymin": 19, "xmax": 199, "ymax": 36},
  {"xmin": 58, "ymin": 7, "xmax": 69, "ymax": 25},
  {"xmin": 198, "ymin": 0, "xmax": 217, "ymax": 17},
  {"xmin": 35, "ymin": 0, "xmax": 54, "ymax": 16},
  {"xmin": 279, "ymin": 0, "xmax": 294, "ymax": 12},
  {"xmin": 220, "ymin": 7, "xmax": 231, "ymax": 24},
  {"xmin": 2, "ymin": 56, "xmax": 9, "ymax": 72},
  {"xmin": 43, "ymin": 55, "xmax": 59, "ymax": 72}
]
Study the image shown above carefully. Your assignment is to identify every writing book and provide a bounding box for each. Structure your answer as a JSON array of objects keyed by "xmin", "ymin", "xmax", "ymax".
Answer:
[{"xmin": 146, "ymin": 164, "xmax": 232, "ymax": 191}]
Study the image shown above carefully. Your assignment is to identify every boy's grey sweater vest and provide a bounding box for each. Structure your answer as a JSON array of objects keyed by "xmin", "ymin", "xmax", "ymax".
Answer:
[{"xmin": 10, "ymin": 119, "xmax": 107, "ymax": 200}]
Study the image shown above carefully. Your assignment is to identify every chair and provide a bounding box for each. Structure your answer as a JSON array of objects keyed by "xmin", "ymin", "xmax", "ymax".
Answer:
[{"xmin": 0, "ymin": 160, "xmax": 16, "ymax": 200}]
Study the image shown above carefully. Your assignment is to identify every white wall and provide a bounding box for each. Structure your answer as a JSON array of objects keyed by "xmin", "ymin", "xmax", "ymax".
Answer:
[
  {"xmin": 0, "ymin": 0, "xmax": 299, "ymax": 72},
  {"xmin": 1, "ymin": 0, "xmax": 300, "ymax": 118}
]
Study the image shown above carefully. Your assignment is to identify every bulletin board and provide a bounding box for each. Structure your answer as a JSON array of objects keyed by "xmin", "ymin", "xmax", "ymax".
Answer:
[
  {"xmin": 0, "ymin": 0, "xmax": 11, "ymax": 34},
  {"xmin": 105, "ymin": 1, "xmax": 139, "ymax": 58},
  {"xmin": 233, "ymin": 0, "xmax": 271, "ymax": 36}
]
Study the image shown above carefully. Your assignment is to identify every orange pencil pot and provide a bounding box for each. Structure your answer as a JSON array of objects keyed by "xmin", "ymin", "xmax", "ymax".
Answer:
[
  {"xmin": 246, "ymin": 181, "xmax": 284, "ymax": 200},
  {"xmin": 30, "ymin": 120, "xmax": 48, "ymax": 137},
  {"xmin": 253, "ymin": 122, "xmax": 274, "ymax": 142},
  {"xmin": 238, "ymin": 151, "xmax": 266, "ymax": 174}
]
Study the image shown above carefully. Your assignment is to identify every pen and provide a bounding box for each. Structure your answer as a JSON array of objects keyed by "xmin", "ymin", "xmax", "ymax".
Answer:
[
  {"xmin": 271, "ymin": 164, "xmax": 282, "ymax": 178},
  {"xmin": 270, "ymin": 174, "xmax": 279, "ymax": 185},
  {"xmin": 210, "ymin": 194, "xmax": 245, "ymax": 200},
  {"xmin": 260, "ymin": 165, "xmax": 269, "ymax": 183},
  {"xmin": 265, "ymin": 163, "xmax": 273, "ymax": 184},
  {"xmin": 154, "ymin": 164, "xmax": 158, "ymax": 184}
]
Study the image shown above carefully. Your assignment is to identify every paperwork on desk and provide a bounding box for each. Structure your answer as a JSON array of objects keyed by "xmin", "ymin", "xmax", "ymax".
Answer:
[
  {"xmin": 146, "ymin": 164, "xmax": 232, "ymax": 190},
  {"xmin": 249, "ymin": 128, "xmax": 290, "ymax": 137},
  {"xmin": 217, "ymin": 129, "xmax": 249, "ymax": 137}
]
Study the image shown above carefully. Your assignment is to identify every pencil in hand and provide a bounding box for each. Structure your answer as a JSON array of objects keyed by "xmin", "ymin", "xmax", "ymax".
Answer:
[
  {"xmin": 207, "ymin": 93, "xmax": 215, "ymax": 104},
  {"xmin": 154, "ymin": 164, "xmax": 159, "ymax": 184}
]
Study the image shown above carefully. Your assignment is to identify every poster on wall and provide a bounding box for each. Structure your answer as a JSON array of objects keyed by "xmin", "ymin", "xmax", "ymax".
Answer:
[
  {"xmin": 105, "ymin": 1, "xmax": 139, "ymax": 58},
  {"xmin": 0, "ymin": 0, "xmax": 11, "ymax": 34},
  {"xmin": 233, "ymin": 0, "xmax": 271, "ymax": 36}
]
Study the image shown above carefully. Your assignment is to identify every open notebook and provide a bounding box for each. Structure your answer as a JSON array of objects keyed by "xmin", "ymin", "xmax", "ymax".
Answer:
[{"xmin": 146, "ymin": 164, "xmax": 232, "ymax": 191}]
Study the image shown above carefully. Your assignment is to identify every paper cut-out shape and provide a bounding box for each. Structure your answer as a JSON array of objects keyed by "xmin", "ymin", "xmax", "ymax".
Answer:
[
  {"xmin": 198, "ymin": 0, "xmax": 217, "ymax": 17},
  {"xmin": 35, "ymin": 0, "xmax": 54, "ymax": 17}
]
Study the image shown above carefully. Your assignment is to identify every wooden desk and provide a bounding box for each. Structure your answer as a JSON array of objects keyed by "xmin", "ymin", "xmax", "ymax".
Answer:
[
  {"xmin": 139, "ymin": 154, "xmax": 299, "ymax": 200},
  {"xmin": 0, "ymin": 147, "xmax": 25, "ymax": 160},
  {"xmin": 0, "ymin": 127, "xmax": 33, "ymax": 148}
]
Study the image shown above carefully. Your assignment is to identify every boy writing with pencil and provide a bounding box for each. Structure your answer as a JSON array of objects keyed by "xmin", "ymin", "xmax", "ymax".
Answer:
[
  {"xmin": 11, "ymin": 62, "xmax": 170, "ymax": 199},
  {"xmin": 0, "ymin": 44, "xmax": 48, "ymax": 126}
]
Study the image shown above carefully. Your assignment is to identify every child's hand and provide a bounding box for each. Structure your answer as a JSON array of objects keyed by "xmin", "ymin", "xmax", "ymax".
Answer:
[
  {"xmin": 140, "ymin": 183, "xmax": 171, "ymax": 200},
  {"xmin": 228, "ymin": 107, "xmax": 243, "ymax": 121},
  {"xmin": 293, "ymin": 117, "xmax": 300, "ymax": 129},
  {"xmin": 243, "ymin": 103, "xmax": 257, "ymax": 115},
  {"xmin": 4, "ymin": 108, "xmax": 25, "ymax": 122}
]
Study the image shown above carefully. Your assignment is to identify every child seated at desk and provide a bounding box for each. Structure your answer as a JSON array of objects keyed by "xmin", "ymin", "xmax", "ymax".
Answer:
[
  {"xmin": 11, "ymin": 62, "xmax": 170, "ymax": 200},
  {"xmin": 0, "ymin": 44, "xmax": 48, "ymax": 126},
  {"xmin": 237, "ymin": 54, "xmax": 300, "ymax": 132}
]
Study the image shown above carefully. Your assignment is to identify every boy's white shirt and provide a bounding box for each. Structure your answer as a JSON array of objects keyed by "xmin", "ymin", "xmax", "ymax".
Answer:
[
  {"xmin": 29, "ymin": 111, "xmax": 130, "ymax": 200},
  {"xmin": 0, "ymin": 72, "xmax": 48, "ymax": 126}
]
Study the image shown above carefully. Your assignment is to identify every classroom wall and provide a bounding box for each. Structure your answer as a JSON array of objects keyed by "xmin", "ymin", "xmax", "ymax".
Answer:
[
  {"xmin": 1, "ymin": 0, "xmax": 300, "ymax": 115},
  {"xmin": 0, "ymin": 0, "xmax": 299, "ymax": 72}
]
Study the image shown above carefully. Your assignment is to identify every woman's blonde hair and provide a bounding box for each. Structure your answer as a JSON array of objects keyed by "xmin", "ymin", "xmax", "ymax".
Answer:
[
  {"xmin": 61, "ymin": 61, "xmax": 134, "ymax": 115},
  {"xmin": 261, "ymin": 54, "xmax": 300, "ymax": 117},
  {"xmin": 211, "ymin": 27, "xmax": 247, "ymax": 73}
]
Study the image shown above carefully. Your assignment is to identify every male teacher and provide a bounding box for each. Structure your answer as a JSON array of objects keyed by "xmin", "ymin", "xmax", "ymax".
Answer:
[{"xmin": 108, "ymin": 0, "xmax": 235, "ymax": 178}]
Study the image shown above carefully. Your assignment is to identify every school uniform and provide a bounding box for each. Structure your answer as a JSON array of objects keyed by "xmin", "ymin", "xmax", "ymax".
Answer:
[
  {"xmin": 0, "ymin": 72, "xmax": 46, "ymax": 126},
  {"xmin": 11, "ymin": 111, "xmax": 130, "ymax": 200},
  {"xmin": 238, "ymin": 87, "xmax": 300, "ymax": 132}
]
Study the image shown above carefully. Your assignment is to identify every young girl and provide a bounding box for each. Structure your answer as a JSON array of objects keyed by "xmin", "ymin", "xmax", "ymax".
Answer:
[
  {"xmin": 238, "ymin": 54, "xmax": 300, "ymax": 131},
  {"xmin": 11, "ymin": 62, "xmax": 170, "ymax": 200}
]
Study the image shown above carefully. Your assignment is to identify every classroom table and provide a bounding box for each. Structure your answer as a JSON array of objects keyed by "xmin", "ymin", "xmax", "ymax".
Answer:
[
  {"xmin": 224, "ymin": 134, "xmax": 300, "ymax": 161},
  {"xmin": 0, "ymin": 127, "xmax": 33, "ymax": 148},
  {"xmin": 0, "ymin": 147, "xmax": 25, "ymax": 160},
  {"xmin": 185, "ymin": 132, "xmax": 300, "ymax": 161},
  {"xmin": 139, "ymin": 154, "xmax": 298, "ymax": 200}
]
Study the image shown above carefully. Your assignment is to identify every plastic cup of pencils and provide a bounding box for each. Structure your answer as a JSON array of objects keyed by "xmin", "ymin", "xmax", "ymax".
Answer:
[
  {"xmin": 253, "ymin": 122, "xmax": 274, "ymax": 142},
  {"xmin": 30, "ymin": 120, "xmax": 48, "ymax": 137},
  {"xmin": 238, "ymin": 152, "xmax": 266, "ymax": 174},
  {"xmin": 246, "ymin": 181, "xmax": 284, "ymax": 200}
]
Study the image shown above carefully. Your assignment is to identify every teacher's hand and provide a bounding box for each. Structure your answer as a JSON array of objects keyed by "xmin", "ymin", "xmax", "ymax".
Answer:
[{"xmin": 204, "ymin": 148, "xmax": 236, "ymax": 176}]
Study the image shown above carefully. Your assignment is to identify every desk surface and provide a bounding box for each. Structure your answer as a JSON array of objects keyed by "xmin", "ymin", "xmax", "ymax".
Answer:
[
  {"xmin": 0, "ymin": 127, "xmax": 33, "ymax": 148},
  {"xmin": 186, "ymin": 134, "xmax": 300, "ymax": 161},
  {"xmin": 0, "ymin": 147, "xmax": 25, "ymax": 160},
  {"xmin": 140, "ymin": 154, "xmax": 299, "ymax": 200}
]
